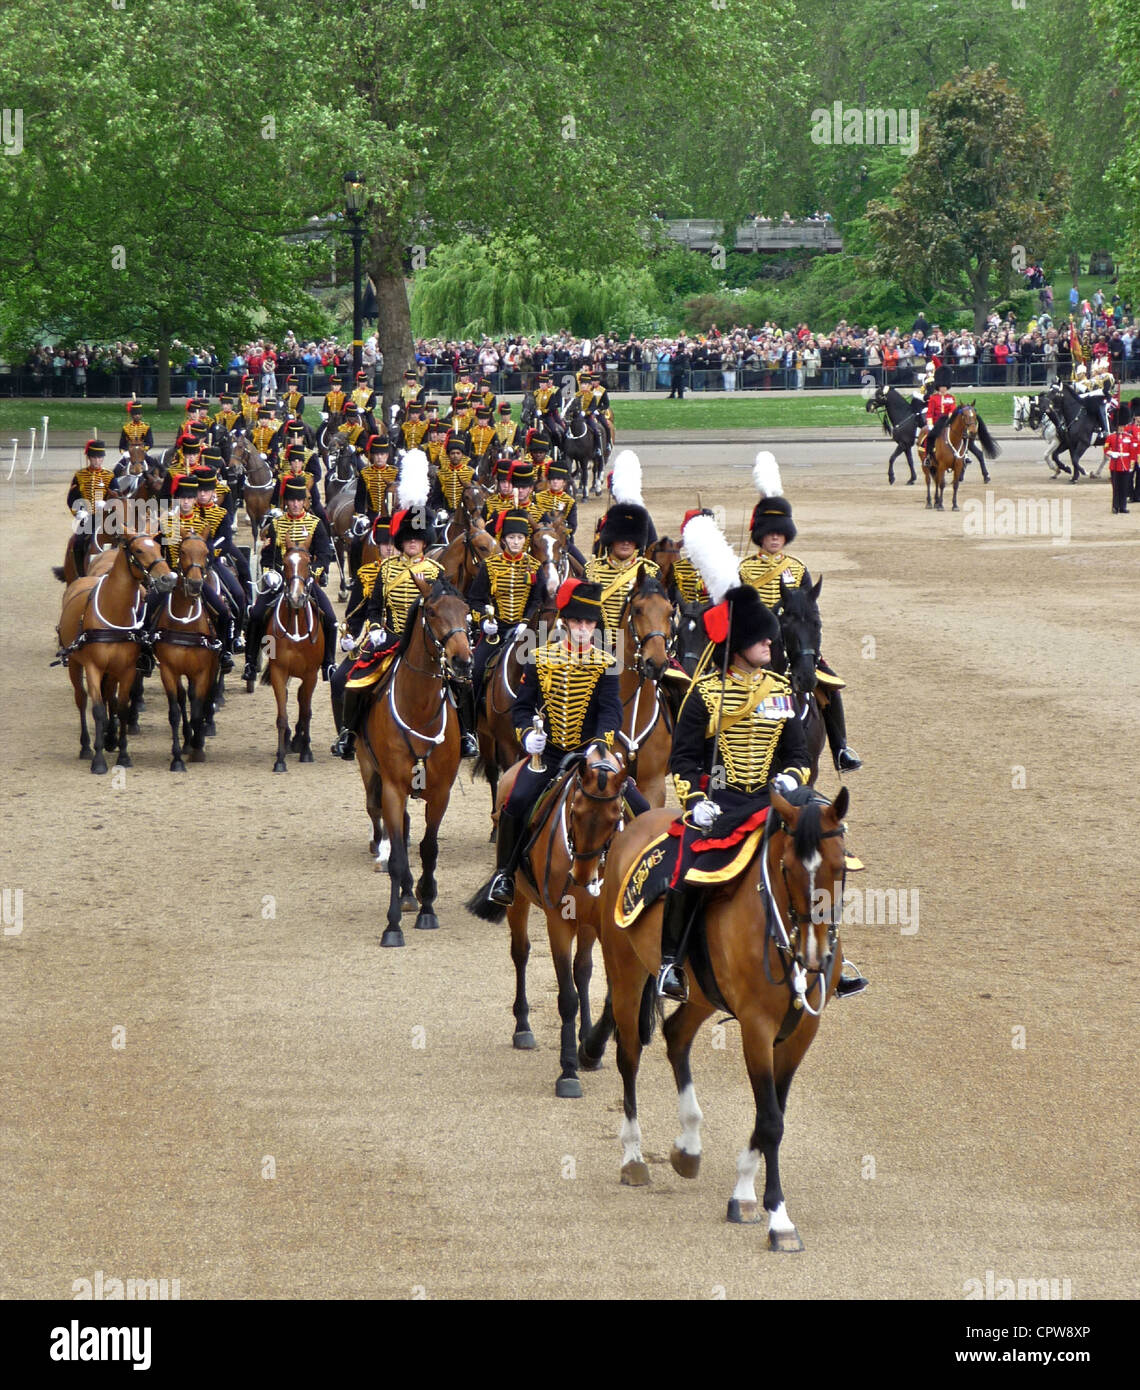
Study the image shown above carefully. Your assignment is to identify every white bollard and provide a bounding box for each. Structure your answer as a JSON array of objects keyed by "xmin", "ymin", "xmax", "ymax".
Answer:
[
  {"xmin": 7, "ymin": 439, "xmax": 18, "ymax": 482},
  {"xmin": 40, "ymin": 415, "xmax": 49, "ymax": 459},
  {"xmin": 26, "ymin": 428, "xmax": 37, "ymax": 488}
]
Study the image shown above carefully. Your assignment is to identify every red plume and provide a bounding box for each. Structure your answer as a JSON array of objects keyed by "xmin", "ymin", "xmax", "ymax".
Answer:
[
  {"xmin": 556, "ymin": 577, "xmax": 581, "ymax": 610},
  {"xmin": 703, "ymin": 601, "xmax": 730, "ymax": 644}
]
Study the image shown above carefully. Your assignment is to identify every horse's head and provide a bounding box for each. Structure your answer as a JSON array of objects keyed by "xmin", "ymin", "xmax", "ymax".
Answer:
[
  {"xmin": 282, "ymin": 546, "xmax": 313, "ymax": 610},
  {"xmin": 1012, "ymin": 395, "xmax": 1029, "ymax": 429},
  {"xmin": 776, "ymin": 576, "xmax": 822, "ymax": 696},
  {"xmin": 863, "ymin": 384, "xmax": 887, "ymax": 412},
  {"xmin": 529, "ymin": 523, "xmax": 565, "ymax": 595},
  {"xmin": 177, "ymin": 534, "xmax": 209, "ymax": 597},
  {"xmin": 416, "ymin": 575, "xmax": 473, "ymax": 682},
  {"xmin": 646, "ymin": 535, "xmax": 681, "ymax": 586},
  {"xmin": 672, "ymin": 598, "xmax": 710, "ymax": 676},
  {"xmin": 622, "ymin": 569, "xmax": 673, "ymax": 682},
  {"xmin": 767, "ymin": 784, "xmax": 849, "ymax": 976},
  {"xmin": 567, "ymin": 740, "xmax": 628, "ymax": 892},
  {"xmin": 122, "ymin": 530, "xmax": 176, "ymax": 594}
]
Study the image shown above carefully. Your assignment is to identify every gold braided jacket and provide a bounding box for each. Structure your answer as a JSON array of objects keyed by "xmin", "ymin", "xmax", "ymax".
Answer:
[
  {"xmin": 584, "ymin": 553, "xmax": 662, "ymax": 632},
  {"xmin": 378, "ymin": 554, "xmax": 443, "ymax": 633},
  {"xmin": 672, "ymin": 555, "xmax": 709, "ymax": 604},
  {"xmin": 672, "ymin": 666, "xmax": 808, "ymax": 803},
  {"xmin": 189, "ymin": 503, "xmax": 228, "ymax": 540},
  {"xmin": 532, "ymin": 640, "xmax": 616, "ymax": 751},
  {"xmin": 496, "ymin": 420, "xmax": 521, "ymax": 448},
  {"xmin": 122, "ymin": 421, "xmax": 150, "ymax": 442},
  {"xmin": 470, "ymin": 424, "xmax": 496, "ymax": 456},
  {"xmin": 271, "ymin": 512, "xmax": 320, "ymax": 560},
  {"xmin": 533, "ymin": 488, "xmax": 574, "ymax": 528},
  {"xmin": 484, "ymin": 553, "xmax": 540, "ymax": 623},
  {"xmin": 738, "ymin": 552, "xmax": 807, "ymax": 607},
  {"xmin": 71, "ymin": 467, "xmax": 112, "ymax": 506},
  {"xmin": 401, "ymin": 420, "xmax": 428, "ymax": 450},
  {"xmin": 437, "ymin": 461, "xmax": 474, "ymax": 510},
  {"xmin": 160, "ymin": 510, "xmax": 199, "ymax": 565},
  {"xmin": 360, "ymin": 464, "xmax": 397, "ymax": 511}
]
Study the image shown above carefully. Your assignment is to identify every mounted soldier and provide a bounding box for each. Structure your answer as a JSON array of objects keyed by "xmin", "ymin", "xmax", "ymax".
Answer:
[
  {"xmin": 532, "ymin": 454, "xmax": 584, "ymax": 566},
  {"xmin": 66, "ymin": 440, "xmax": 115, "ymax": 574},
  {"xmin": 919, "ymin": 361, "xmax": 956, "ymax": 466},
  {"xmin": 350, "ymin": 369, "xmax": 379, "ymax": 435},
  {"xmin": 190, "ymin": 458, "xmax": 250, "ymax": 632},
  {"xmin": 400, "ymin": 399, "xmax": 429, "ymax": 454},
  {"xmin": 279, "ymin": 373, "xmax": 307, "ymax": 426},
  {"xmin": 468, "ymin": 403, "xmax": 500, "ymax": 473},
  {"xmin": 354, "ymin": 433, "xmax": 398, "ymax": 521},
  {"xmin": 428, "ymin": 437, "xmax": 477, "ymax": 515},
  {"xmin": 328, "ymin": 515, "xmax": 397, "ymax": 757},
  {"xmin": 276, "ymin": 443, "xmax": 329, "ymax": 527},
  {"xmin": 117, "ymin": 400, "xmax": 154, "ymax": 463},
  {"xmin": 739, "ymin": 452, "xmax": 861, "ymax": 772},
  {"xmin": 496, "ymin": 400, "xmax": 523, "ymax": 456},
  {"xmin": 584, "ymin": 450, "xmax": 661, "ymax": 634},
  {"xmin": 467, "ymin": 507, "xmax": 545, "ymax": 713}
]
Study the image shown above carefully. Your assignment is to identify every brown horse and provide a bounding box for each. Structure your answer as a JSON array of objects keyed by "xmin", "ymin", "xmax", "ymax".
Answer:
[
  {"xmin": 355, "ymin": 575, "xmax": 474, "ymax": 946},
  {"xmin": 472, "ymin": 741, "xmax": 629, "ymax": 1097},
  {"xmin": 154, "ymin": 535, "xmax": 221, "ymax": 771},
  {"xmin": 230, "ymin": 434, "xmax": 276, "ymax": 569},
  {"xmin": 586, "ymin": 785, "xmax": 850, "ymax": 1249},
  {"xmin": 615, "ymin": 570, "xmax": 677, "ymax": 807},
  {"xmin": 646, "ymin": 535, "xmax": 682, "ymax": 589},
  {"xmin": 442, "ymin": 481, "xmax": 491, "ymax": 544},
  {"xmin": 55, "ymin": 496, "xmax": 160, "ymax": 586},
  {"xmin": 56, "ymin": 532, "xmax": 176, "ymax": 773},
  {"xmin": 261, "ymin": 547, "xmax": 325, "ymax": 772},
  {"xmin": 430, "ymin": 522, "xmax": 498, "ymax": 597},
  {"xmin": 923, "ymin": 403, "xmax": 997, "ymax": 511}
]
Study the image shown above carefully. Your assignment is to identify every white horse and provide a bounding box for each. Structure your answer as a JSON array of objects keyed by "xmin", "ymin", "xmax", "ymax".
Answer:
[{"xmin": 1012, "ymin": 394, "xmax": 1061, "ymax": 476}]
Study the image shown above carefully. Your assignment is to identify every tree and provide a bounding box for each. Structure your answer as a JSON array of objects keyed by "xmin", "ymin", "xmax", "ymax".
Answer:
[
  {"xmin": 867, "ymin": 67, "xmax": 1068, "ymax": 331},
  {"xmin": 1099, "ymin": 0, "xmax": 1140, "ymax": 297}
]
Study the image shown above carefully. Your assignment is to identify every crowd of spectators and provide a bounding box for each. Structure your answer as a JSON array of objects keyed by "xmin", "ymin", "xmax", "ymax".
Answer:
[{"xmin": 6, "ymin": 296, "xmax": 1138, "ymax": 399}]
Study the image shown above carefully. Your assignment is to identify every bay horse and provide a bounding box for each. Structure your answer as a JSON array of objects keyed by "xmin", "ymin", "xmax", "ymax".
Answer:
[
  {"xmin": 355, "ymin": 576, "xmax": 474, "ymax": 946},
  {"xmin": 430, "ymin": 522, "xmax": 498, "ymax": 597},
  {"xmin": 442, "ymin": 480, "xmax": 491, "ymax": 544},
  {"xmin": 261, "ymin": 547, "xmax": 325, "ymax": 772},
  {"xmin": 56, "ymin": 532, "xmax": 176, "ymax": 773},
  {"xmin": 615, "ymin": 571, "xmax": 676, "ymax": 807},
  {"xmin": 469, "ymin": 741, "xmax": 629, "ymax": 1098},
  {"xmin": 923, "ymin": 403, "xmax": 996, "ymax": 511},
  {"xmin": 586, "ymin": 785, "xmax": 850, "ymax": 1249},
  {"xmin": 230, "ymin": 434, "xmax": 276, "ymax": 573},
  {"xmin": 865, "ymin": 383, "xmax": 924, "ymax": 484},
  {"xmin": 55, "ymin": 495, "xmax": 158, "ymax": 586},
  {"xmin": 153, "ymin": 534, "xmax": 221, "ymax": 771}
]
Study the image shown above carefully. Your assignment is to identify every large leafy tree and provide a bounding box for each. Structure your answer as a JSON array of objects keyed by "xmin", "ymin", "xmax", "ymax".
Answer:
[
  {"xmin": 1099, "ymin": 0, "xmax": 1140, "ymax": 296},
  {"xmin": 867, "ymin": 67, "xmax": 1068, "ymax": 331}
]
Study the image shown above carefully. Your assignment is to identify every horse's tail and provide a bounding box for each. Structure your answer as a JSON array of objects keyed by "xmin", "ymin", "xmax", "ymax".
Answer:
[
  {"xmin": 471, "ymin": 752, "xmax": 494, "ymax": 785},
  {"xmin": 639, "ymin": 974, "xmax": 659, "ymax": 1047},
  {"xmin": 52, "ymin": 565, "xmax": 68, "ymax": 583},
  {"xmin": 974, "ymin": 415, "xmax": 1000, "ymax": 459},
  {"xmin": 880, "ymin": 413, "xmax": 891, "ymax": 438},
  {"xmin": 465, "ymin": 878, "xmax": 506, "ymax": 923}
]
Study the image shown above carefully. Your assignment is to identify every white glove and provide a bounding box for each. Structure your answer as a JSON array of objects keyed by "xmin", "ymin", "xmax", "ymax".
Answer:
[
  {"xmin": 691, "ymin": 799, "xmax": 721, "ymax": 829},
  {"xmin": 261, "ymin": 569, "xmax": 282, "ymax": 592},
  {"xmin": 259, "ymin": 452, "xmax": 268, "ymax": 462},
  {"xmin": 320, "ymin": 411, "xmax": 329, "ymax": 422},
  {"xmin": 367, "ymin": 626, "xmax": 388, "ymax": 648},
  {"xmin": 339, "ymin": 633, "xmax": 357, "ymax": 653},
  {"xmin": 523, "ymin": 727, "xmax": 547, "ymax": 756},
  {"xmin": 482, "ymin": 618, "xmax": 498, "ymax": 637},
  {"xmin": 771, "ymin": 773, "xmax": 798, "ymax": 796}
]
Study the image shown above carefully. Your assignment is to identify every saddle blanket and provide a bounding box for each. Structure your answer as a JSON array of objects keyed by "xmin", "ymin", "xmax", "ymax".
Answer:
[
  {"xmin": 345, "ymin": 640, "xmax": 400, "ymax": 691},
  {"xmin": 615, "ymin": 806, "xmax": 769, "ymax": 929}
]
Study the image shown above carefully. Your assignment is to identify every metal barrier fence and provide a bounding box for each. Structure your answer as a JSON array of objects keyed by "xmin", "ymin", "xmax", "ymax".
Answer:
[{"xmin": 3, "ymin": 359, "xmax": 1139, "ymax": 400}]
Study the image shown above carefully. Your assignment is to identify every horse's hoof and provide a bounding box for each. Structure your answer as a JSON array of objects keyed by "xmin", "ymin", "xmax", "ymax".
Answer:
[
  {"xmin": 103, "ymin": 733, "xmax": 118, "ymax": 751},
  {"xmin": 888, "ymin": 475, "xmax": 894, "ymax": 486},
  {"xmin": 91, "ymin": 758, "xmax": 108, "ymax": 776},
  {"xmin": 400, "ymin": 892, "xmax": 419, "ymax": 914},
  {"xmin": 578, "ymin": 1047, "xmax": 603, "ymax": 1071},
  {"xmin": 170, "ymin": 759, "xmax": 187, "ymax": 772},
  {"xmin": 925, "ymin": 501, "xmax": 932, "ymax": 509},
  {"xmin": 414, "ymin": 911, "xmax": 439, "ymax": 932},
  {"xmin": 380, "ymin": 928, "xmax": 405, "ymax": 948},
  {"xmin": 204, "ymin": 721, "xmax": 217, "ymax": 737},
  {"xmin": 726, "ymin": 1198, "xmax": 760, "ymax": 1224},
  {"xmin": 272, "ymin": 760, "xmax": 288, "ymax": 773},
  {"xmin": 298, "ymin": 749, "xmax": 314, "ymax": 764},
  {"xmin": 555, "ymin": 1076, "xmax": 582, "ymax": 1099},
  {"xmin": 768, "ymin": 1227, "xmax": 805, "ymax": 1253},
  {"xmin": 79, "ymin": 746, "xmax": 91, "ymax": 759},
  {"xmin": 190, "ymin": 748, "xmax": 205, "ymax": 763},
  {"xmin": 245, "ymin": 679, "xmax": 256, "ymax": 694},
  {"xmin": 669, "ymin": 1144, "xmax": 701, "ymax": 1179},
  {"xmin": 213, "ymin": 691, "xmax": 225, "ymax": 707},
  {"xmin": 907, "ymin": 477, "xmax": 916, "ymax": 485},
  {"xmin": 513, "ymin": 1030, "xmax": 537, "ymax": 1050},
  {"xmin": 620, "ymin": 1161, "xmax": 650, "ymax": 1187},
  {"xmin": 127, "ymin": 723, "xmax": 140, "ymax": 737},
  {"xmin": 115, "ymin": 753, "xmax": 132, "ymax": 769},
  {"xmin": 290, "ymin": 734, "xmax": 303, "ymax": 753}
]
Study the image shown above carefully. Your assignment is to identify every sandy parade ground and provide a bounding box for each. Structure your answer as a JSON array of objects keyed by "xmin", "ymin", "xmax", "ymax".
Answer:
[{"xmin": 2, "ymin": 428, "xmax": 1137, "ymax": 1303}]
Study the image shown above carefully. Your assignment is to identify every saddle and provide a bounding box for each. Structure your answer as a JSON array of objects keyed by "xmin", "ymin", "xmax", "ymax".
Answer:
[{"xmin": 344, "ymin": 638, "xmax": 400, "ymax": 691}]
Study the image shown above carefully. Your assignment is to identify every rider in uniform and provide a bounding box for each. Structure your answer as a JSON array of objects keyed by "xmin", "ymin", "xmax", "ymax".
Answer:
[
  {"xmin": 496, "ymin": 400, "xmax": 523, "ymax": 455},
  {"xmin": 467, "ymin": 507, "xmax": 544, "ymax": 712},
  {"xmin": 739, "ymin": 453, "xmax": 861, "ymax": 772},
  {"xmin": 469, "ymin": 403, "xmax": 499, "ymax": 470},
  {"xmin": 117, "ymin": 400, "xmax": 154, "ymax": 460},
  {"xmin": 920, "ymin": 362, "xmax": 956, "ymax": 465},
  {"xmin": 190, "ymin": 460, "xmax": 249, "ymax": 637},
  {"xmin": 242, "ymin": 477, "xmax": 338, "ymax": 687},
  {"xmin": 250, "ymin": 404, "xmax": 284, "ymax": 471},
  {"xmin": 66, "ymin": 440, "xmax": 115, "ymax": 573},
  {"xmin": 532, "ymin": 454, "xmax": 584, "ymax": 565},
  {"xmin": 354, "ymin": 434, "xmax": 399, "ymax": 520},
  {"xmin": 429, "ymin": 437, "xmax": 476, "ymax": 514},
  {"xmin": 322, "ymin": 374, "xmax": 348, "ymax": 423},
  {"xmin": 400, "ymin": 399, "xmax": 429, "ymax": 453},
  {"xmin": 280, "ymin": 374, "xmax": 306, "ymax": 425},
  {"xmin": 276, "ymin": 443, "xmax": 329, "ymax": 526},
  {"xmin": 328, "ymin": 516, "xmax": 397, "ymax": 758},
  {"xmin": 584, "ymin": 493, "xmax": 662, "ymax": 637},
  {"xmin": 350, "ymin": 370, "xmax": 379, "ymax": 434}
]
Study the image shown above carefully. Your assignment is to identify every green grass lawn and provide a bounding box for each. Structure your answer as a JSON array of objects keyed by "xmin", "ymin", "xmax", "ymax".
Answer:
[{"xmin": 0, "ymin": 392, "xmax": 1029, "ymax": 437}]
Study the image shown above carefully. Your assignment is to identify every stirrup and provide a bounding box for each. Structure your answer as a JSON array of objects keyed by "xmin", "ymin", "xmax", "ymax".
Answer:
[
  {"xmin": 657, "ymin": 960, "xmax": 688, "ymax": 1003},
  {"xmin": 488, "ymin": 872, "xmax": 515, "ymax": 907},
  {"xmin": 460, "ymin": 732, "xmax": 479, "ymax": 757},
  {"xmin": 835, "ymin": 745, "xmax": 862, "ymax": 771},
  {"xmin": 835, "ymin": 962, "xmax": 868, "ymax": 999},
  {"xmin": 331, "ymin": 728, "xmax": 356, "ymax": 760}
]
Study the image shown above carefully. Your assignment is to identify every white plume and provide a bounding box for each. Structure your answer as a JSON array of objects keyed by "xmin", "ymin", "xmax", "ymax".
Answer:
[
  {"xmin": 682, "ymin": 513, "xmax": 741, "ymax": 605},
  {"xmin": 610, "ymin": 449, "xmax": 643, "ymax": 505},
  {"xmin": 397, "ymin": 448, "xmax": 430, "ymax": 509},
  {"xmin": 752, "ymin": 450, "xmax": 783, "ymax": 499}
]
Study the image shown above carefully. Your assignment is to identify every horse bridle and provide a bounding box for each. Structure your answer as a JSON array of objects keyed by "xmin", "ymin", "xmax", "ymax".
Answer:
[
  {"xmin": 564, "ymin": 755, "xmax": 625, "ymax": 862},
  {"xmin": 411, "ymin": 595, "xmax": 472, "ymax": 681},
  {"xmin": 619, "ymin": 585, "xmax": 674, "ymax": 673},
  {"xmin": 124, "ymin": 537, "xmax": 168, "ymax": 587},
  {"xmin": 762, "ymin": 806, "xmax": 846, "ymax": 1017}
]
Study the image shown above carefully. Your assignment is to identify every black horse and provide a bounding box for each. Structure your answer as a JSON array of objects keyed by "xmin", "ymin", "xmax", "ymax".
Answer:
[
  {"xmin": 1030, "ymin": 384, "xmax": 1106, "ymax": 483},
  {"xmin": 865, "ymin": 384, "xmax": 924, "ymax": 485},
  {"xmin": 671, "ymin": 598, "xmax": 710, "ymax": 677},
  {"xmin": 773, "ymin": 577, "xmax": 828, "ymax": 786}
]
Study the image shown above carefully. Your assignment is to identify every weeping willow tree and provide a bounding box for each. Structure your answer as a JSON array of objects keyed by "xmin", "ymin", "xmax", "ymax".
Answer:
[{"xmin": 411, "ymin": 236, "xmax": 664, "ymax": 339}]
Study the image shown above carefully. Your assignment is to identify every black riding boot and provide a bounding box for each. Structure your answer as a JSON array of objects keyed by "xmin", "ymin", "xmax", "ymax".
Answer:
[
  {"xmin": 242, "ymin": 611, "xmax": 264, "ymax": 686},
  {"xmin": 137, "ymin": 591, "xmax": 161, "ymax": 676},
  {"xmin": 488, "ymin": 809, "xmax": 525, "ymax": 906},
  {"xmin": 321, "ymin": 616, "xmax": 338, "ymax": 680},
  {"xmin": 835, "ymin": 959, "xmax": 869, "ymax": 998},
  {"xmin": 657, "ymin": 886, "xmax": 691, "ymax": 1002},
  {"xmin": 331, "ymin": 685, "xmax": 363, "ymax": 760},
  {"xmin": 821, "ymin": 687, "xmax": 862, "ymax": 771},
  {"xmin": 452, "ymin": 680, "xmax": 479, "ymax": 757}
]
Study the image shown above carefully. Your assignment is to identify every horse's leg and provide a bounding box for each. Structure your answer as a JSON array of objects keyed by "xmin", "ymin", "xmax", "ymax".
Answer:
[
  {"xmin": 128, "ymin": 669, "xmax": 143, "ymax": 731},
  {"xmin": 111, "ymin": 671, "xmax": 133, "ymax": 765},
  {"xmin": 886, "ymin": 443, "xmax": 899, "ymax": 485},
  {"xmin": 177, "ymin": 683, "xmax": 191, "ymax": 751},
  {"xmin": 296, "ymin": 670, "xmax": 315, "ymax": 763},
  {"xmin": 102, "ymin": 672, "xmax": 119, "ymax": 750},
  {"xmin": 188, "ymin": 670, "xmax": 208, "ymax": 762},
  {"xmin": 70, "ymin": 662, "xmax": 92, "ymax": 760},
  {"xmin": 413, "ymin": 778, "xmax": 450, "ymax": 932},
  {"xmin": 971, "ymin": 440, "xmax": 990, "ymax": 484},
  {"xmin": 733, "ymin": 1009, "xmax": 804, "ymax": 1250},
  {"xmin": 549, "ymin": 913, "xmax": 583, "ymax": 1098},
  {"xmin": 572, "ymin": 914, "xmax": 597, "ymax": 1058},
  {"xmin": 380, "ymin": 782, "xmax": 409, "ymax": 947},
  {"xmin": 951, "ymin": 467, "xmax": 962, "ymax": 512},
  {"xmin": 398, "ymin": 808, "xmax": 416, "ymax": 910},
  {"xmin": 508, "ymin": 895, "xmax": 535, "ymax": 1049},
  {"xmin": 924, "ymin": 467, "xmax": 932, "ymax": 509},
  {"xmin": 162, "ymin": 669, "xmax": 186, "ymax": 772},
  {"xmin": 904, "ymin": 445, "xmax": 917, "ymax": 484},
  {"xmin": 579, "ymin": 981, "xmax": 614, "ymax": 1069},
  {"xmin": 664, "ymin": 1000, "xmax": 715, "ymax": 1179},
  {"xmin": 271, "ymin": 666, "xmax": 289, "ymax": 772},
  {"xmin": 86, "ymin": 664, "xmax": 108, "ymax": 775}
]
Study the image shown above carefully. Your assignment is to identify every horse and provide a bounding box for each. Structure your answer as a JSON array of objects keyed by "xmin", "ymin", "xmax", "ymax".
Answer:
[
  {"xmin": 774, "ymin": 577, "xmax": 828, "ymax": 786},
  {"xmin": 1038, "ymin": 384, "xmax": 1105, "ymax": 482},
  {"xmin": 672, "ymin": 598, "xmax": 711, "ymax": 677},
  {"xmin": 325, "ymin": 453, "xmax": 369, "ymax": 602},
  {"xmin": 646, "ymin": 535, "xmax": 682, "ymax": 589},
  {"xmin": 230, "ymin": 434, "xmax": 276, "ymax": 573},
  {"xmin": 469, "ymin": 741, "xmax": 629, "ymax": 1098},
  {"xmin": 865, "ymin": 383, "xmax": 924, "ymax": 485},
  {"xmin": 430, "ymin": 523, "xmax": 498, "ymax": 597},
  {"xmin": 615, "ymin": 571, "xmax": 676, "ymax": 808},
  {"xmin": 354, "ymin": 576, "xmax": 474, "ymax": 946},
  {"xmin": 923, "ymin": 403, "xmax": 998, "ymax": 511},
  {"xmin": 560, "ymin": 396, "xmax": 607, "ymax": 497},
  {"xmin": 56, "ymin": 532, "xmax": 176, "ymax": 773},
  {"xmin": 1013, "ymin": 393, "xmax": 1064, "ymax": 474},
  {"xmin": 442, "ymin": 481, "xmax": 492, "ymax": 544},
  {"xmin": 153, "ymin": 534, "xmax": 221, "ymax": 771},
  {"xmin": 54, "ymin": 496, "xmax": 158, "ymax": 586},
  {"xmin": 584, "ymin": 785, "xmax": 851, "ymax": 1249},
  {"xmin": 260, "ymin": 547, "xmax": 325, "ymax": 772}
]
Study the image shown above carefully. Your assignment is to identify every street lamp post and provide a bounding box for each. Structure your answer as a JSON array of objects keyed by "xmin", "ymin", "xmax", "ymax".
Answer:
[{"xmin": 343, "ymin": 172, "xmax": 366, "ymax": 380}]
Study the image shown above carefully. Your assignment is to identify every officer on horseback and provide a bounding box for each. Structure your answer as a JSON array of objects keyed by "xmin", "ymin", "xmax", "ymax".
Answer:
[
  {"xmin": 739, "ymin": 453, "xmax": 862, "ymax": 772},
  {"xmin": 243, "ymin": 477, "xmax": 338, "ymax": 687},
  {"xmin": 355, "ymin": 434, "xmax": 398, "ymax": 520},
  {"xmin": 328, "ymin": 515, "xmax": 396, "ymax": 759},
  {"xmin": 584, "ymin": 451, "xmax": 662, "ymax": 633},
  {"xmin": 117, "ymin": 401, "xmax": 154, "ymax": 461},
  {"xmin": 66, "ymin": 440, "xmax": 115, "ymax": 573},
  {"xmin": 192, "ymin": 456, "xmax": 250, "ymax": 630},
  {"xmin": 467, "ymin": 507, "xmax": 545, "ymax": 711}
]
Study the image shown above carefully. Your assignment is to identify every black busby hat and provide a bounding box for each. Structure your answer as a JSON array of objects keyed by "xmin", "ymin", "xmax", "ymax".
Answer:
[
  {"xmin": 717, "ymin": 585, "xmax": 780, "ymax": 654},
  {"xmin": 343, "ymin": 401, "xmax": 360, "ymax": 414},
  {"xmin": 174, "ymin": 474, "xmax": 200, "ymax": 498},
  {"xmin": 256, "ymin": 405, "xmax": 273, "ymax": 419},
  {"xmin": 371, "ymin": 515, "xmax": 392, "ymax": 545},
  {"xmin": 84, "ymin": 439, "xmax": 106, "ymax": 458},
  {"xmin": 189, "ymin": 421, "xmax": 209, "ymax": 437},
  {"xmin": 445, "ymin": 436, "xmax": 470, "ymax": 457},
  {"xmin": 200, "ymin": 446, "xmax": 223, "ymax": 468},
  {"xmin": 1116, "ymin": 400, "xmax": 1132, "ymax": 429},
  {"xmin": 180, "ymin": 435, "xmax": 202, "ymax": 454},
  {"xmin": 424, "ymin": 398, "xmax": 441, "ymax": 413},
  {"xmin": 749, "ymin": 451, "xmax": 796, "ymax": 545},
  {"xmin": 495, "ymin": 508, "xmax": 532, "ymax": 540},
  {"xmin": 285, "ymin": 444, "xmax": 308, "ymax": 464},
  {"xmin": 498, "ymin": 401, "xmax": 512, "ymax": 414},
  {"xmin": 391, "ymin": 506, "xmax": 431, "ymax": 548},
  {"xmin": 508, "ymin": 459, "xmax": 537, "ymax": 489},
  {"xmin": 933, "ymin": 364, "xmax": 953, "ymax": 390},
  {"xmin": 546, "ymin": 456, "xmax": 570, "ymax": 481},
  {"xmin": 283, "ymin": 476, "xmax": 308, "ymax": 501},
  {"xmin": 600, "ymin": 501, "xmax": 650, "ymax": 551},
  {"xmin": 364, "ymin": 433, "xmax": 389, "ymax": 454},
  {"xmin": 126, "ymin": 400, "xmax": 143, "ymax": 414},
  {"xmin": 193, "ymin": 467, "xmax": 219, "ymax": 488},
  {"xmin": 218, "ymin": 392, "xmax": 234, "ymax": 405},
  {"xmin": 527, "ymin": 431, "xmax": 551, "ymax": 451},
  {"xmin": 556, "ymin": 578, "xmax": 604, "ymax": 622}
]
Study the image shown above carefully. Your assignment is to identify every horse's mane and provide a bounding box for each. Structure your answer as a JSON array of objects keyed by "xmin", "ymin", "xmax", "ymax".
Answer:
[
  {"xmin": 792, "ymin": 799, "xmax": 825, "ymax": 863},
  {"xmin": 635, "ymin": 573, "xmax": 670, "ymax": 601},
  {"xmin": 778, "ymin": 582, "xmax": 819, "ymax": 621},
  {"xmin": 429, "ymin": 575, "xmax": 467, "ymax": 603}
]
